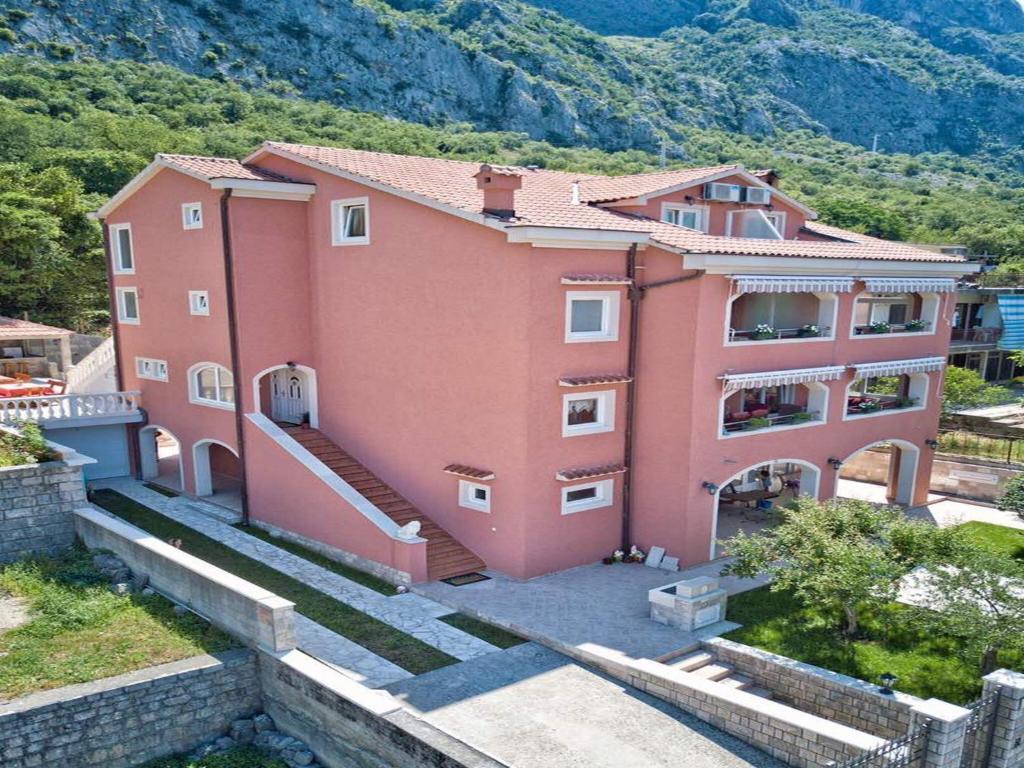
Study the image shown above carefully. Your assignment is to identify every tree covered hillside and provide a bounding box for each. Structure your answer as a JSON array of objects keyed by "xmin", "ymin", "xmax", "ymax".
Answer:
[{"xmin": 1, "ymin": 54, "xmax": 1022, "ymax": 331}]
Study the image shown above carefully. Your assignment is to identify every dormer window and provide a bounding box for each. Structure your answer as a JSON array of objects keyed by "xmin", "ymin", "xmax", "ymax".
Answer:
[{"xmin": 662, "ymin": 204, "xmax": 708, "ymax": 233}]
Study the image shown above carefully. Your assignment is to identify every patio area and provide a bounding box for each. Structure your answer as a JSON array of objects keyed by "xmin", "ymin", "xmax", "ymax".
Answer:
[{"xmin": 0, "ymin": 316, "xmax": 73, "ymax": 381}]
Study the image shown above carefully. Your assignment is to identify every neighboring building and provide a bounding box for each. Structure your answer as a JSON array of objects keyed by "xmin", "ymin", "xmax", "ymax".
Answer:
[
  {"xmin": 94, "ymin": 145, "xmax": 974, "ymax": 582},
  {"xmin": 948, "ymin": 283, "xmax": 1024, "ymax": 382}
]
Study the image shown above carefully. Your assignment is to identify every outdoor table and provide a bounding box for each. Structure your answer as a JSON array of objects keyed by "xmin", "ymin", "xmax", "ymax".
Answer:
[{"xmin": 718, "ymin": 489, "xmax": 779, "ymax": 509}]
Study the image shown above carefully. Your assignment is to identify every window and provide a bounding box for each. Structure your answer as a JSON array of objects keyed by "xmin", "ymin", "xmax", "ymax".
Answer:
[
  {"xmin": 727, "ymin": 210, "xmax": 785, "ymax": 239},
  {"xmin": 563, "ymin": 390, "xmax": 616, "ymax": 437},
  {"xmin": 189, "ymin": 363, "xmax": 235, "ymax": 409},
  {"xmin": 331, "ymin": 197, "xmax": 370, "ymax": 245},
  {"xmin": 116, "ymin": 287, "xmax": 140, "ymax": 325},
  {"xmin": 110, "ymin": 224, "xmax": 134, "ymax": 274},
  {"xmin": 182, "ymin": 203, "xmax": 203, "ymax": 230},
  {"xmin": 135, "ymin": 357, "xmax": 168, "ymax": 382},
  {"xmin": 565, "ymin": 291, "xmax": 620, "ymax": 343},
  {"xmin": 458, "ymin": 480, "xmax": 491, "ymax": 512},
  {"xmin": 561, "ymin": 479, "xmax": 614, "ymax": 514},
  {"xmin": 662, "ymin": 204, "xmax": 708, "ymax": 233},
  {"xmin": 189, "ymin": 290, "xmax": 210, "ymax": 316}
]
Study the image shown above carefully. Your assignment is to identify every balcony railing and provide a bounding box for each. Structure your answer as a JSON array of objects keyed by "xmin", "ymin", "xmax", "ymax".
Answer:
[
  {"xmin": 950, "ymin": 327, "xmax": 1002, "ymax": 345},
  {"xmin": 0, "ymin": 391, "xmax": 141, "ymax": 424},
  {"xmin": 723, "ymin": 408, "xmax": 820, "ymax": 434},
  {"xmin": 845, "ymin": 395, "xmax": 918, "ymax": 417},
  {"xmin": 853, "ymin": 320, "xmax": 931, "ymax": 335},
  {"xmin": 728, "ymin": 325, "xmax": 831, "ymax": 343}
]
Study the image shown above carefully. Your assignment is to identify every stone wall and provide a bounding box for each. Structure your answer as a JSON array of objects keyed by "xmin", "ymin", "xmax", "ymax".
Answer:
[
  {"xmin": 704, "ymin": 637, "xmax": 922, "ymax": 740},
  {"xmin": 0, "ymin": 649, "xmax": 260, "ymax": 768},
  {"xmin": 0, "ymin": 460, "xmax": 86, "ymax": 563}
]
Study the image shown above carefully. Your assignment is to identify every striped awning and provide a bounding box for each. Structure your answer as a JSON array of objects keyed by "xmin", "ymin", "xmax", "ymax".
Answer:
[
  {"xmin": 851, "ymin": 357, "xmax": 946, "ymax": 379},
  {"xmin": 863, "ymin": 277, "xmax": 957, "ymax": 294},
  {"xmin": 720, "ymin": 365, "xmax": 846, "ymax": 393},
  {"xmin": 997, "ymin": 294, "xmax": 1024, "ymax": 351},
  {"xmin": 732, "ymin": 275, "xmax": 855, "ymax": 294}
]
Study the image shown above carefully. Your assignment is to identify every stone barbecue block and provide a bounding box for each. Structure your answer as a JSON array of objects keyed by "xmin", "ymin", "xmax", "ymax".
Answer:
[{"xmin": 649, "ymin": 576, "xmax": 728, "ymax": 631}]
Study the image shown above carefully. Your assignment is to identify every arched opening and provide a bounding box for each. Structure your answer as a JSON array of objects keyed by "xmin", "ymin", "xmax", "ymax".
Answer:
[
  {"xmin": 252, "ymin": 364, "xmax": 318, "ymax": 427},
  {"xmin": 192, "ymin": 439, "xmax": 242, "ymax": 511},
  {"xmin": 138, "ymin": 425, "xmax": 183, "ymax": 493},
  {"xmin": 710, "ymin": 459, "xmax": 821, "ymax": 559},
  {"xmin": 838, "ymin": 439, "xmax": 920, "ymax": 506}
]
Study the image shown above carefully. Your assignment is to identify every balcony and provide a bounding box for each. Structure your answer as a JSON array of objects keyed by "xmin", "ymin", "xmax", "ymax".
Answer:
[
  {"xmin": 726, "ymin": 277, "xmax": 847, "ymax": 346},
  {"xmin": 723, "ymin": 404, "xmax": 822, "ymax": 434},
  {"xmin": 846, "ymin": 394, "xmax": 919, "ymax": 417},
  {"xmin": 0, "ymin": 391, "xmax": 143, "ymax": 427},
  {"xmin": 842, "ymin": 359, "xmax": 944, "ymax": 420},
  {"xmin": 950, "ymin": 327, "xmax": 1002, "ymax": 346},
  {"xmin": 851, "ymin": 288, "xmax": 941, "ymax": 339},
  {"xmin": 852, "ymin": 320, "xmax": 931, "ymax": 335},
  {"xmin": 719, "ymin": 368, "xmax": 840, "ymax": 438}
]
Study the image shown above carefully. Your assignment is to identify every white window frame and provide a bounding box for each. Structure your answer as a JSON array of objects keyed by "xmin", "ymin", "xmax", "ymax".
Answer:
[
  {"xmin": 188, "ymin": 362, "xmax": 236, "ymax": 411},
  {"xmin": 562, "ymin": 389, "xmax": 616, "ymax": 437},
  {"xmin": 182, "ymin": 202, "xmax": 203, "ymax": 230},
  {"xmin": 189, "ymin": 290, "xmax": 210, "ymax": 316},
  {"xmin": 110, "ymin": 223, "xmax": 135, "ymax": 274},
  {"xmin": 458, "ymin": 480, "xmax": 491, "ymax": 513},
  {"xmin": 565, "ymin": 290, "xmax": 620, "ymax": 343},
  {"xmin": 726, "ymin": 210, "xmax": 786, "ymax": 239},
  {"xmin": 561, "ymin": 478, "xmax": 614, "ymax": 515},
  {"xmin": 331, "ymin": 197, "xmax": 370, "ymax": 246},
  {"xmin": 116, "ymin": 287, "xmax": 140, "ymax": 325},
  {"xmin": 661, "ymin": 203, "xmax": 710, "ymax": 233},
  {"xmin": 135, "ymin": 357, "xmax": 168, "ymax": 382}
]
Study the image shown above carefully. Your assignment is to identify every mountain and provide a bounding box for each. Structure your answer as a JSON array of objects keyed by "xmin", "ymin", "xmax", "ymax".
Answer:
[{"xmin": 1, "ymin": 0, "xmax": 1024, "ymax": 162}]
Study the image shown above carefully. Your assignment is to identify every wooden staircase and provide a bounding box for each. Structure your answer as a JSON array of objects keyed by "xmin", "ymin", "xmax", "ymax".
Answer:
[
  {"xmin": 662, "ymin": 649, "xmax": 773, "ymax": 699},
  {"xmin": 280, "ymin": 425, "xmax": 486, "ymax": 581}
]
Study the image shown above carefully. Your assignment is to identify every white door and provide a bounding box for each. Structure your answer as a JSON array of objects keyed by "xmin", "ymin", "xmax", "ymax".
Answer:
[{"xmin": 270, "ymin": 370, "xmax": 306, "ymax": 424}]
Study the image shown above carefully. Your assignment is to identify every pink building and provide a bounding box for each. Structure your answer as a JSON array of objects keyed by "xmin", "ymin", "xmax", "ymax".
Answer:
[{"xmin": 96, "ymin": 144, "xmax": 974, "ymax": 583}]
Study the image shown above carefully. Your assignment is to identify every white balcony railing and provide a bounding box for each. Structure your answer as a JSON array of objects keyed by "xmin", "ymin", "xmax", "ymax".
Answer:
[{"xmin": 0, "ymin": 391, "xmax": 141, "ymax": 424}]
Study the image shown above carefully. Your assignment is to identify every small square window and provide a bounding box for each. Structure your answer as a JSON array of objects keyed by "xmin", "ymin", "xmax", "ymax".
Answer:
[
  {"xmin": 458, "ymin": 480, "xmax": 491, "ymax": 512},
  {"xmin": 561, "ymin": 479, "xmax": 614, "ymax": 515},
  {"xmin": 565, "ymin": 291, "xmax": 620, "ymax": 343},
  {"xmin": 332, "ymin": 198, "xmax": 370, "ymax": 245},
  {"xmin": 189, "ymin": 290, "xmax": 210, "ymax": 316},
  {"xmin": 182, "ymin": 203, "xmax": 203, "ymax": 230},
  {"xmin": 135, "ymin": 357, "xmax": 168, "ymax": 382},
  {"xmin": 110, "ymin": 224, "xmax": 134, "ymax": 274},
  {"xmin": 117, "ymin": 287, "xmax": 140, "ymax": 325},
  {"xmin": 563, "ymin": 390, "xmax": 615, "ymax": 437}
]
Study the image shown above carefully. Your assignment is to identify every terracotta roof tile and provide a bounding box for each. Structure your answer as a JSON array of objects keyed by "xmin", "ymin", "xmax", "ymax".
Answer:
[
  {"xmin": 0, "ymin": 316, "xmax": 72, "ymax": 339},
  {"xmin": 578, "ymin": 165, "xmax": 738, "ymax": 203},
  {"xmin": 558, "ymin": 374, "xmax": 633, "ymax": 387},
  {"xmin": 158, "ymin": 154, "xmax": 299, "ymax": 183},
  {"xmin": 443, "ymin": 464, "xmax": 495, "ymax": 481},
  {"xmin": 556, "ymin": 463, "xmax": 627, "ymax": 482}
]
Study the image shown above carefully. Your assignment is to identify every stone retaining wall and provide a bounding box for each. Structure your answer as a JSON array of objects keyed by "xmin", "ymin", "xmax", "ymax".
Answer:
[
  {"xmin": 0, "ymin": 649, "xmax": 260, "ymax": 768},
  {"xmin": 0, "ymin": 459, "xmax": 87, "ymax": 563},
  {"xmin": 704, "ymin": 637, "xmax": 922, "ymax": 740}
]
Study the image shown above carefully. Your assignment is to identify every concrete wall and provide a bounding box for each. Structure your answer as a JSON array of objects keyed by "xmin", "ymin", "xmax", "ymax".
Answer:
[
  {"xmin": 0, "ymin": 459, "xmax": 87, "ymax": 563},
  {"xmin": 0, "ymin": 649, "xmax": 260, "ymax": 768},
  {"xmin": 73, "ymin": 506, "xmax": 296, "ymax": 652},
  {"xmin": 705, "ymin": 637, "xmax": 922, "ymax": 740}
]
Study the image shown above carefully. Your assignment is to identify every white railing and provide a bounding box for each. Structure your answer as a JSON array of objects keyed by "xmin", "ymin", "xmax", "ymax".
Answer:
[
  {"xmin": 0, "ymin": 391, "xmax": 141, "ymax": 423},
  {"xmin": 64, "ymin": 337, "xmax": 115, "ymax": 392},
  {"xmin": 729, "ymin": 326, "xmax": 832, "ymax": 342}
]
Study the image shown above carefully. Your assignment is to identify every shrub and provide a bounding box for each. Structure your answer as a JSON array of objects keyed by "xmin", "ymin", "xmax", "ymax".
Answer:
[
  {"xmin": 997, "ymin": 474, "xmax": 1024, "ymax": 521},
  {"xmin": 746, "ymin": 416, "xmax": 771, "ymax": 429},
  {"xmin": 0, "ymin": 423, "xmax": 59, "ymax": 468}
]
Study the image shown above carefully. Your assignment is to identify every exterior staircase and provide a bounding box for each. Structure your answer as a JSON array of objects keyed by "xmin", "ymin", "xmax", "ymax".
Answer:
[
  {"xmin": 280, "ymin": 425, "xmax": 486, "ymax": 581},
  {"xmin": 662, "ymin": 649, "xmax": 773, "ymax": 699}
]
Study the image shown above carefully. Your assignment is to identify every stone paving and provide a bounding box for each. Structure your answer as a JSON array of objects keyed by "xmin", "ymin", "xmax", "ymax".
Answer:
[
  {"xmin": 839, "ymin": 478, "xmax": 1024, "ymax": 529},
  {"xmin": 93, "ymin": 479, "xmax": 499, "ymax": 684}
]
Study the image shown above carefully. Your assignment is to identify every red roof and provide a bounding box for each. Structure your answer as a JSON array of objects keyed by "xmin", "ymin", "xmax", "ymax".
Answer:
[
  {"xmin": 442, "ymin": 464, "xmax": 495, "ymax": 481},
  {"xmin": 0, "ymin": 316, "xmax": 73, "ymax": 339},
  {"xmin": 555, "ymin": 463, "xmax": 627, "ymax": 482},
  {"xmin": 558, "ymin": 374, "xmax": 633, "ymax": 387},
  {"xmin": 244, "ymin": 143, "xmax": 966, "ymax": 264},
  {"xmin": 157, "ymin": 154, "xmax": 298, "ymax": 183}
]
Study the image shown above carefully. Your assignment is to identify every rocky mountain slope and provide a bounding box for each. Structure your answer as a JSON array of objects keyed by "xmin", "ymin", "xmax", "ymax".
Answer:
[{"xmin": 1, "ymin": 0, "xmax": 1023, "ymax": 161}]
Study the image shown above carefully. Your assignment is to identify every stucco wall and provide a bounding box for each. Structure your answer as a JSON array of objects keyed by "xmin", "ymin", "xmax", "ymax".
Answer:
[{"xmin": 0, "ymin": 460, "xmax": 86, "ymax": 563}]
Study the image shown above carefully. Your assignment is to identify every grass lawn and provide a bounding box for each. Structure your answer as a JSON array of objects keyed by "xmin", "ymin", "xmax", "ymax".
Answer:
[
  {"xmin": 140, "ymin": 746, "xmax": 286, "ymax": 768},
  {"xmin": 0, "ymin": 546, "xmax": 234, "ymax": 702},
  {"xmin": 91, "ymin": 489, "xmax": 457, "ymax": 675},
  {"xmin": 724, "ymin": 521, "xmax": 1024, "ymax": 704},
  {"xmin": 234, "ymin": 524, "xmax": 397, "ymax": 596},
  {"xmin": 439, "ymin": 613, "xmax": 528, "ymax": 649},
  {"xmin": 144, "ymin": 482, "xmax": 180, "ymax": 498}
]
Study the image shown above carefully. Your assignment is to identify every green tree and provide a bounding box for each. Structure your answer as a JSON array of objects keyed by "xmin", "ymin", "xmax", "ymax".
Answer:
[
  {"xmin": 997, "ymin": 474, "xmax": 1024, "ymax": 522},
  {"xmin": 941, "ymin": 366, "xmax": 1016, "ymax": 413},
  {"xmin": 722, "ymin": 497, "xmax": 950, "ymax": 636},
  {"xmin": 814, "ymin": 198, "xmax": 909, "ymax": 240}
]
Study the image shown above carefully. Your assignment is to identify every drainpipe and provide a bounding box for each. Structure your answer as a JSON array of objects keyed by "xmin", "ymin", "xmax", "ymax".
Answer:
[
  {"xmin": 220, "ymin": 190, "xmax": 251, "ymax": 524},
  {"xmin": 100, "ymin": 219, "xmax": 142, "ymax": 479},
  {"xmin": 621, "ymin": 243, "xmax": 704, "ymax": 550}
]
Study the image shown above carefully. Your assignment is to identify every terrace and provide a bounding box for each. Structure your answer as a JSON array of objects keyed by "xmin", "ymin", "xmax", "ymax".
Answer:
[
  {"xmin": 726, "ymin": 277, "xmax": 842, "ymax": 344},
  {"xmin": 719, "ymin": 365, "xmax": 841, "ymax": 438}
]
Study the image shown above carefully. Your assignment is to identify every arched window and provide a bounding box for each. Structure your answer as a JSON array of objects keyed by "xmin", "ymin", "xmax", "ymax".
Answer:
[{"xmin": 188, "ymin": 363, "xmax": 235, "ymax": 409}]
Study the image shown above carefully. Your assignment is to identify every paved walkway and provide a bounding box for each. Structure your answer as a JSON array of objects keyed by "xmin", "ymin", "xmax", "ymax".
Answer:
[
  {"xmin": 387, "ymin": 643, "xmax": 783, "ymax": 768},
  {"xmin": 94, "ymin": 479, "xmax": 499, "ymax": 686}
]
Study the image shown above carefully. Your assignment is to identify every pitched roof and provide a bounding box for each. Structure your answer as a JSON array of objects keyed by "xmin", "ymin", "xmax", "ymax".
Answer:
[
  {"xmin": 577, "ymin": 165, "xmax": 739, "ymax": 203},
  {"xmin": 0, "ymin": 316, "xmax": 73, "ymax": 339},
  {"xmin": 239, "ymin": 143, "xmax": 970, "ymax": 264},
  {"xmin": 157, "ymin": 154, "xmax": 299, "ymax": 183}
]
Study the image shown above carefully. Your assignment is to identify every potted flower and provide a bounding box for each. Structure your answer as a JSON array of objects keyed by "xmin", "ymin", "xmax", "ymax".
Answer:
[
  {"xmin": 904, "ymin": 319, "xmax": 926, "ymax": 332},
  {"xmin": 857, "ymin": 400, "xmax": 881, "ymax": 412},
  {"xmin": 791, "ymin": 411, "xmax": 813, "ymax": 423},
  {"xmin": 746, "ymin": 416, "xmax": 771, "ymax": 429},
  {"xmin": 796, "ymin": 324, "xmax": 820, "ymax": 338},
  {"xmin": 626, "ymin": 545, "xmax": 646, "ymax": 563},
  {"xmin": 750, "ymin": 323, "xmax": 775, "ymax": 340},
  {"xmin": 867, "ymin": 321, "xmax": 891, "ymax": 334}
]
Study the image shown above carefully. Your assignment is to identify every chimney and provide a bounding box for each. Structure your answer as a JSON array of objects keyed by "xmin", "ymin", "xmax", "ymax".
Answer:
[{"xmin": 474, "ymin": 164, "xmax": 523, "ymax": 219}]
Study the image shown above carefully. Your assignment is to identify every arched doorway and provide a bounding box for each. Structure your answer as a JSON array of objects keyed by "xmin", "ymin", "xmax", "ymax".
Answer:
[
  {"xmin": 710, "ymin": 459, "xmax": 821, "ymax": 559},
  {"xmin": 838, "ymin": 439, "xmax": 920, "ymax": 506},
  {"xmin": 192, "ymin": 439, "xmax": 242, "ymax": 510},
  {"xmin": 252, "ymin": 364, "xmax": 318, "ymax": 427},
  {"xmin": 138, "ymin": 425, "xmax": 184, "ymax": 493}
]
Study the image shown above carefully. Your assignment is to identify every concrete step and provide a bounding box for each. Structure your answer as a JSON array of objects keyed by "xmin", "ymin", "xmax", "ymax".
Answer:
[
  {"xmin": 717, "ymin": 673, "xmax": 754, "ymax": 691},
  {"xmin": 669, "ymin": 650, "xmax": 715, "ymax": 673},
  {"xmin": 690, "ymin": 662, "xmax": 736, "ymax": 682}
]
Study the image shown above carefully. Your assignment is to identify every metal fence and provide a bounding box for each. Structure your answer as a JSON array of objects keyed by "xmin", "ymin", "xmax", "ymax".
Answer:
[
  {"xmin": 829, "ymin": 720, "xmax": 930, "ymax": 768},
  {"xmin": 938, "ymin": 429, "xmax": 1024, "ymax": 466},
  {"xmin": 959, "ymin": 688, "xmax": 1001, "ymax": 768}
]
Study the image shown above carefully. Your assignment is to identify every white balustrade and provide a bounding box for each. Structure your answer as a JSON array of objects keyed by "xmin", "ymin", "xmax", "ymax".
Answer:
[{"xmin": 0, "ymin": 391, "xmax": 141, "ymax": 423}]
